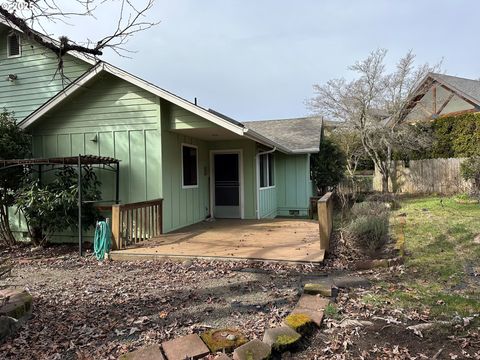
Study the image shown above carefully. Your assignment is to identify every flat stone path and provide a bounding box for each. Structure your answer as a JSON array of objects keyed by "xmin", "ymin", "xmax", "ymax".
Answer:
[{"xmin": 162, "ymin": 334, "xmax": 210, "ymax": 360}]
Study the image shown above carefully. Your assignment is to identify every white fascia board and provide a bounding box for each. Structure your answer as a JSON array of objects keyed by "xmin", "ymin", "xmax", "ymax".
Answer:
[
  {"xmin": 102, "ymin": 63, "xmax": 245, "ymax": 136},
  {"xmin": 20, "ymin": 62, "xmax": 104, "ymax": 129}
]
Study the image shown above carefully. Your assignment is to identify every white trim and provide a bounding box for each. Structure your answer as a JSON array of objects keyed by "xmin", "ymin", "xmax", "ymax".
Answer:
[
  {"xmin": 259, "ymin": 152, "xmax": 275, "ymax": 189},
  {"xmin": 209, "ymin": 149, "xmax": 244, "ymax": 219},
  {"xmin": 181, "ymin": 143, "xmax": 199, "ymax": 189},
  {"xmin": 19, "ymin": 62, "xmax": 104, "ymax": 129},
  {"xmin": 6, "ymin": 32, "xmax": 21, "ymax": 58},
  {"xmin": 255, "ymin": 147, "xmax": 276, "ymax": 219}
]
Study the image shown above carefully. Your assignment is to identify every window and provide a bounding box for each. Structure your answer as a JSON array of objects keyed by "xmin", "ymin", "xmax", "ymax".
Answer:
[
  {"xmin": 182, "ymin": 144, "xmax": 198, "ymax": 188},
  {"xmin": 259, "ymin": 153, "xmax": 274, "ymax": 188},
  {"xmin": 7, "ymin": 33, "xmax": 21, "ymax": 58}
]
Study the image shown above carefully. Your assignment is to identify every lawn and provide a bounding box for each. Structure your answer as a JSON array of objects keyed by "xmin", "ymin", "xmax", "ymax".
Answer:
[{"xmin": 365, "ymin": 195, "xmax": 480, "ymax": 318}]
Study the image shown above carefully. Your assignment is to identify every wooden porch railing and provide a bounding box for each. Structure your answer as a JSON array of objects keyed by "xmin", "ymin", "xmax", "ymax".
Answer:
[{"xmin": 111, "ymin": 198, "xmax": 163, "ymax": 250}]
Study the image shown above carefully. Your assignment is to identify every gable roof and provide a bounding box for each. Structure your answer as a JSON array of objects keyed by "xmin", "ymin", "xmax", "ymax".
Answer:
[
  {"xmin": 429, "ymin": 73, "xmax": 480, "ymax": 106},
  {"xmin": 3, "ymin": 18, "xmax": 318, "ymax": 154},
  {"xmin": 243, "ymin": 117, "xmax": 323, "ymax": 153},
  {"xmin": 399, "ymin": 72, "xmax": 480, "ymax": 124}
]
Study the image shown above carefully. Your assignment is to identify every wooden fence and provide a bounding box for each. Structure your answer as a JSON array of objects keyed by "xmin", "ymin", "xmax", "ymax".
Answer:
[
  {"xmin": 373, "ymin": 158, "xmax": 471, "ymax": 194},
  {"xmin": 111, "ymin": 198, "xmax": 163, "ymax": 250},
  {"xmin": 318, "ymin": 192, "xmax": 334, "ymax": 252}
]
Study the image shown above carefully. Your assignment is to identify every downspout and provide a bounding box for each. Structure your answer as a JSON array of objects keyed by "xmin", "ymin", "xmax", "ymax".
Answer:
[{"xmin": 256, "ymin": 147, "xmax": 276, "ymax": 220}]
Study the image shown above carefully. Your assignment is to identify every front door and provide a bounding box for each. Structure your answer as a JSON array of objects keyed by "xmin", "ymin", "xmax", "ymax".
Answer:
[{"xmin": 213, "ymin": 153, "xmax": 240, "ymax": 218}]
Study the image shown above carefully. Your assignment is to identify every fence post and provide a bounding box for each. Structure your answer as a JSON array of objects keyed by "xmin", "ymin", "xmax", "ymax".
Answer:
[
  {"xmin": 318, "ymin": 192, "xmax": 333, "ymax": 252},
  {"xmin": 111, "ymin": 204, "xmax": 122, "ymax": 250}
]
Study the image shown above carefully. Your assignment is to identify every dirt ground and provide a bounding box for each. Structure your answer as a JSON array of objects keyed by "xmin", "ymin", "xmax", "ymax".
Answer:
[
  {"xmin": 0, "ymin": 245, "xmax": 325, "ymax": 360},
  {"xmin": 1, "ymin": 217, "xmax": 479, "ymax": 359}
]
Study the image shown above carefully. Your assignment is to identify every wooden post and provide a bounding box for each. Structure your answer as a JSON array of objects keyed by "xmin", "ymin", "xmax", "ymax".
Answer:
[
  {"xmin": 318, "ymin": 192, "xmax": 333, "ymax": 252},
  {"xmin": 111, "ymin": 205, "xmax": 122, "ymax": 250}
]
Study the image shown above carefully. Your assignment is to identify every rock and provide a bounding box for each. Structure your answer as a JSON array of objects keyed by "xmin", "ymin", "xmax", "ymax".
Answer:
[
  {"xmin": 0, "ymin": 316, "xmax": 18, "ymax": 343},
  {"xmin": 303, "ymin": 282, "xmax": 333, "ymax": 296},
  {"xmin": 0, "ymin": 288, "xmax": 32, "ymax": 322},
  {"xmin": 338, "ymin": 319, "xmax": 374, "ymax": 328},
  {"xmin": 200, "ymin": 328, "xmax": 247, "ymax": 353},
  {"xmin": 332, "ymin": 275, "xmax": 371, "ymax": 289},
  {"xmin": 291, "ymin": 307, "xmax": 324, "ymax": 327},
  {"xmin": 474, "ymin": 234, "xmax": 480, "ymax": 244},
  {"xmin": 118, "ymin": 345, "xmax": 165, "ymax": 360},
  {"xmin": 162, "ymin": 334, "xmax": 210, "ymax": 360},
  {"xmin": 283, "ymin": 313, "xmax": 315, "ymax": 334},
  {"xmin": 214, "ymin": 354, "xmax": 231, "ymax": 360},
  {"xmin": 297, "ymin": 294, "xmax": 330, "ymax": 312},
  {"xmin": 233, "ymin": 339, "xmax": 271, "ymax": 360},
  {"xmin": 262, "ymin": 326, "xmax": 301, "ymax": 352}
]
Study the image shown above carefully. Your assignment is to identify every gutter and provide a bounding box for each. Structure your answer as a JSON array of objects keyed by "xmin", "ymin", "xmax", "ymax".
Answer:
[
  {"xmin": 255, "ymin": 146, "xmax": 276, "ymax": 220},
  {"xmin": 243, "ymin": 128, "xmax": 291, "ymax": 154}
]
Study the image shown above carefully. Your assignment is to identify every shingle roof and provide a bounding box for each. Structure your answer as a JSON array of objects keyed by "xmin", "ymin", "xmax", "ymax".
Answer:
[
  {"xmin": 244, "ymin": 117, "xmax": 323, "ymax": 153},
  {"xmin": 430, "ymin": 73, "xmax": 480, "ymax": 105}
]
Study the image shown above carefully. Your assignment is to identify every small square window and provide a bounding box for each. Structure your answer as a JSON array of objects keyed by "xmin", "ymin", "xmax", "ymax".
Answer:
[
  {"xmin": 7, "ymin": 33, "xmax": 21, "ymax": 58},
  {"xmin": 182, "ymin": 144, "xmax": 198, "ymax": 188}
]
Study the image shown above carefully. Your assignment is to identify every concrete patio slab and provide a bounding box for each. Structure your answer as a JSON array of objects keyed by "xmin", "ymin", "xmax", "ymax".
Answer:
[{"xmin": 111, "ymin": 219, "xmax": 324, "ymax": 263}]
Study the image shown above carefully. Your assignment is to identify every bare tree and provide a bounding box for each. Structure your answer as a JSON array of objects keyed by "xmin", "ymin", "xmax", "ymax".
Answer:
[
  {"xmin": 310, "ymin": 49, "xmax": 439, "ymax": 192},
  {"xmin": 330, "ymin": 127, "xmax": 365, "ymax": 177},
  {"xmin": 0, "ymin": 0, "xmax": 158, "ymax": 69}
]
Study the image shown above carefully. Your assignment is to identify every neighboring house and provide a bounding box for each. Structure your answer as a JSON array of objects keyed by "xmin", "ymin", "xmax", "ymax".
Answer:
[
  {"xmin": 401, "ymin": 72, "xmax": 480, "ymax": 123},
  {"xmin": 0, "ymin": 20, "xmax": 321, "ymax": 241}
]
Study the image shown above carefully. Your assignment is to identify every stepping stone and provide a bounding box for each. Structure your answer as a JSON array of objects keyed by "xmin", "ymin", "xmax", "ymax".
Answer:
[
  {"xmin": 119, "ymin": 345, "xmax": 165, "ymax": 360},
  {"xmin": 291, "ymin": 307, "xmax": 324, "ymax": 327},
  {"xmin": 162, "ymin": 334, "xmax": 210, "ymax": 360},
  {"xmin": 0, "ymin": 288, "xmax": 33, "ymax": 321},
  {"xmin": 283, "ymin": 313, "xmax": 315, "ymax": 334},
  {"xmin": 262, "ymin": 326, "xmax": 301, "ymax": 352},
  {"xmin": 297, "ymin": 294, "xmax": 330, "ymax": 312},
  {"xmin": 233, "ymin": 339, "xmax": 271, "ymax": 360},
  {"xmin": 332, "ymin": 275, "xmax": 370, "ymax": 289},
  {"xmin": 200, "ymin": 328, "xmax": 248, "ymax": 352},
  {"xmin": 304, "ymin": 282, "xmax": 333, "ymax": 296}
]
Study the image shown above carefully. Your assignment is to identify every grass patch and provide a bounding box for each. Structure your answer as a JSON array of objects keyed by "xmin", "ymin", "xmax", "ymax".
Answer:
[{"xmin": 363, "ymin": 196, "xmax": 480, "ymax": 319}]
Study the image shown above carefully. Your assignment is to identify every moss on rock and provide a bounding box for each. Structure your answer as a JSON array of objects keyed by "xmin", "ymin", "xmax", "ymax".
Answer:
[
  {"xmin": 200, "ymin": 328, "xmax": 247, "ymax": 352},
  {"xmin": 283, "ymin": 313, "xmax": 314, "ymax": 334}
]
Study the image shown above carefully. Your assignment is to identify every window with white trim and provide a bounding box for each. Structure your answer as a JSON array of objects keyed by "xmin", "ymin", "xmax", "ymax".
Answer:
[
  {"xmin": 259, "ymin": 153, "xmax": 274, "ymax": 188},
  {"xmin": 7, "ymin": 33, "xmax": 21, "ymax": 58},
  {"xmin": 182, "ymin": 144, "xmax": 198, "ymax": 187}
]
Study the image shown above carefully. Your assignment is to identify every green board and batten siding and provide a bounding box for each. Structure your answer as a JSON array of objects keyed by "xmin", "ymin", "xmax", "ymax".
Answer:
[
  {"xmin": 29, "ymin": 73, "xmax": 162, "ymax": 208},
  {"xmin": 0, "ymin": 29, "xmax": 315, "ymax": 240},
  {"xmin": 161, "ymin": 100, "xmax": 211, "ymax": 233},
  {"xmin": 276, "ymin": 153, "xmax": 313, "ymax": 217},
  {"xmin": 0, "ymin": 25, "xmax": 90, "ymax": 121}
]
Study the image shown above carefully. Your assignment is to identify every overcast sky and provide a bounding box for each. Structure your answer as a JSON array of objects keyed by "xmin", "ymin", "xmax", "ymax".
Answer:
[{"xmin": 43, "ymin": 0, "xmax": 479, "ymax": 121}]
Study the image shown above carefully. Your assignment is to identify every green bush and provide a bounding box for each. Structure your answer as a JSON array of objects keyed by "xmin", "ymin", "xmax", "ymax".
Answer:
[
  {"xmin": 460, "ymin": 156, "xmax": 480, "ymax": 197},
  {"xmin": 432, "ymin": 114, "xmax": 480, "ymax": 158},
  {"xmin": 346, "ymin": 214, "xmax": 389, "ymax": 255},
  {"xmin": 365, "ymin": 192, "xmax": 401, "ymax": 210},
  {"xmin": 310, "ymin": 137, "xmax": 347, "ymax": 195},
  {"xmin": 351, "ymin": 201, "xmax": 389, "ymax": 218}
]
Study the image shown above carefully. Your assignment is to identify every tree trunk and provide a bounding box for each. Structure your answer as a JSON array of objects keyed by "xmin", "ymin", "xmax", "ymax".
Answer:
[
  {"xmin": 381, "ymin": 174, "xmax": 389, "ymax": 193},
  {"xmin": 0, "ymin": 205, "xmax": 16, "ymax": 247}
]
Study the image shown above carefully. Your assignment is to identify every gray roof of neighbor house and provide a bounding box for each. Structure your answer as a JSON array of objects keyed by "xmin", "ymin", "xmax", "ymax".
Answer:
[
  {"xmin": 243, "ymin": 117, "xmax": 324, "ymax": 153},
  {"xmin": 430, "ymin": 73, "xmax": 480, "ymax": 105}
]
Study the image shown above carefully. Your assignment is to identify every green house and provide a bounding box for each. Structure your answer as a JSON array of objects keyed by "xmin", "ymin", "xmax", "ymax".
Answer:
[{"xmin": 1, "ymin": 20, "xmax": 322, "ymax": 242}]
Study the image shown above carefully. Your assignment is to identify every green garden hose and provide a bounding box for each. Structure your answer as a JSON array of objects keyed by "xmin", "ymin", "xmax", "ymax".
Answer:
[{"xmin": 93, "ymin": 221, "xmax": 111, "ymax": 261}]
